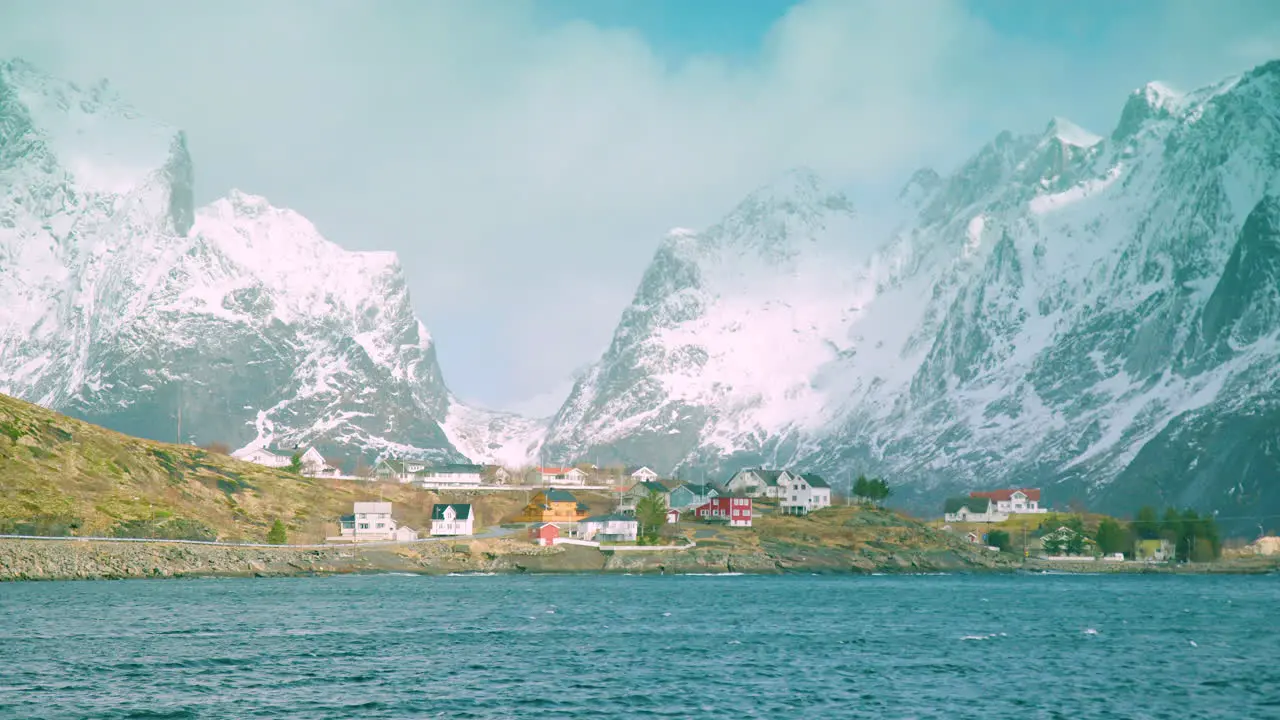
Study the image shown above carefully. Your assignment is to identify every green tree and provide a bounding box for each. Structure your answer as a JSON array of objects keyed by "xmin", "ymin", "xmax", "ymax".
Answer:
[
  {"xmin": 852, "ymin": 475, "xmax": 870, "ymax": 504},
  {"xmin": 266, "ymin": 518, "xmax": 287, "ymax": 545},
  {"xmin": 635, "ymin": 489, "xmax": 667, "ymax": 544},
  {"xmin": 1094, "ymin": 518, "xmax": 1129, "ymax": 556},
  {"xmin": 1133, "ymin": 506, "xmax": 1161, "ymax": 539},
  {"xmin": 287, "ymin": 452, "xmax": 303, "ymax": 474},
  {"xmin": 1065, "ymin": 530, "xmax": 1087, "ymax": 556},
  {"xmin": 986, "ymin": 529, "xmax": 1011, "ymax": 552},
  {"xmin": 864, "ymin": 478, "xmax": 891, "ymax": 506},
  {"xmin": 1042, "ymin": 532, "xmax": 1066, "ymax": 556}
]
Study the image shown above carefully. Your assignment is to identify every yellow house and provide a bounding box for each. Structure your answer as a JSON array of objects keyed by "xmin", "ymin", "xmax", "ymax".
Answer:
[
  {"xmin": 518, "ymin": 489, "xmax": 590, "ymax": 523},
  {"xmin": 1134, "ymin": 538, "xmax": 1175, "ymax": 561}
]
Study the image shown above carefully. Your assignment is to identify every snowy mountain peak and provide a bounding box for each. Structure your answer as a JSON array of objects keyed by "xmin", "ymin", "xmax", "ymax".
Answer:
[
  {"xmin": 1043, "ymin": 116, "xmax": 1102, "ymax": 148},
  {"xmin": 0, "ymin": 57, "xmax": 178, "ymax": 196}
]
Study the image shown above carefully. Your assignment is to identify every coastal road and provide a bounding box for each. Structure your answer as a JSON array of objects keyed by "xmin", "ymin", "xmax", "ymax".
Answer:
[{"xmin": 0, "ymin": 525, "xmax": 517, "ymax": 550}]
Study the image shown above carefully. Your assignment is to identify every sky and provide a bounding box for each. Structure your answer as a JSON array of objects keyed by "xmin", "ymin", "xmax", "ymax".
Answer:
[{"xmin": 4, "ymin": 0, "xmax": 1280, "ymax": 415}]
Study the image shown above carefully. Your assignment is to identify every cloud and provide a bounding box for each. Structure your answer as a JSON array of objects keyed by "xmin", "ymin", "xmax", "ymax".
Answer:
[{"xmin": 2, "ymin": 0, "xmax": 1277, "ymax": 411}]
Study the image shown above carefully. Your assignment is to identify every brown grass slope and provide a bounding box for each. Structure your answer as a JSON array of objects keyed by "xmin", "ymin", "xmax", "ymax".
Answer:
[{"xmin": 0, "ymin": 393, "xmax": 551, "ymax": 543}]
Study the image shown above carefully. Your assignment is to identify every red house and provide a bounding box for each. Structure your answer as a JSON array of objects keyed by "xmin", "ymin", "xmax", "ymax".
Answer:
[
  {"xmin": 694, "ymin": 497, "xmax": 752, "ymax": 527},
  {"xmin": 529, "ymin": 522, "xmax": 560, "ymax": 546}
]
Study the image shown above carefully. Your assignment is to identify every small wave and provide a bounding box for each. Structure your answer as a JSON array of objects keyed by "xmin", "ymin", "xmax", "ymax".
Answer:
[
  {"xmin": 446, "ymin": 572, "xmax": 497, "ymax": 577},
  {"xmin": 960, "ymin": 633, "xmax": 1003, "ymax": 641},
  {"xmin": 1083, "ymin": 628, "xmax": 1099, "ymax": 635},
  {"xmin": 678, "ymin": 572, "xmax": 744, "ymax": 576},
  {"xmin": 382, "ymin": 572, "xmax": 421, "ymax": 577}
]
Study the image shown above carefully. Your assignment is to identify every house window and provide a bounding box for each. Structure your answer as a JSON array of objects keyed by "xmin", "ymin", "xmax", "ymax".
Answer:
[
  {"xmin": 359, "ymin": 523, "xmax": 370, "ymax": 529},
  {"xmin": 376, "ymin": 523, "xmax": 385, "ymax": 529}
]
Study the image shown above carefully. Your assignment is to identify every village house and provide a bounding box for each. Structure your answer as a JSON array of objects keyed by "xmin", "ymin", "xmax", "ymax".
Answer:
[
  {"xmin": 576, "ymin": 514, "xmax": 639, "ymax": 543},
  {"xmin": 726, "ymin": 468, "xmax": 794, "ymax": 498},
  {"xmin": 234, "ymin": 445, "xmax": 338, "ymax": 477},
  {"xmin": 668, "ymin": 482, "xmax": 720, "ymax": 510},
  {"xmin": 485, "ymin": 465, "xmax": 511, "ymax": 484},
  {"xmin": 430, "ymin": 503, "xmax": 474, "ymax": 536},
  {"xmin": 529, "ymin": 522, "xmax": 560, "ymax": 545},
  {"xmin": 943, "ymin": 497, "xmax": 1009, "ymax": 523},
  {"xmin": 619, "ymin": 480, "xmax": 670, "ymax": 515},
  {"xmin": 970, "ymin": 488, "xmax": 1047, "ymax": 515},
  {"xmin": 538, "ymin": 466, "xmax": 589, "ymax": 486},
  {"xmin": 373, "ymin": 458, "xmax": 433, "ymax": 483},
  {"xmin": 517, "ymin": 489, "xmax": 591, "ymax": 523},
  {"xmin": 666, "ymin": 508, "xmax": 682, "ymax": 524},
  {"xmin": 780, "ymin": 473, "xmax": 832, "ymax": 515},
  {"xmin": 695, "ymin": 497, "xmax": 753, "ymax": 527},
  {"xmin": 337, "ymin": 501, "xmax": 417, "ymax": 541},
  {"xmin": 415, "ymin": 463, "xmax": 484, "ymax": 488},
  {"xmin": 1134, "ymin": 538, "xmax": 1176, "ymax": 562},
  {"xmin": 626, "ymin": 466, "xmax": 660, "ymax": 482}
]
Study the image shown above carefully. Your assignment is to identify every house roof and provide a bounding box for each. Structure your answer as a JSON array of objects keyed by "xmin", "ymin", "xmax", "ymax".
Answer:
[
  {"xmin": 541, "ymin": 489, "xmax": 579, "ymax": 503},
  {"xmin": 944, "ymin": 496, "xmax": 991, "ymax": 514},
  {"xmin": 581, "ymin": 513, "xmax": 637, "ymax": 524},
  {"xmin": 340, "ymin": 514, "xmax": 355, "ymax": 522},
  {"xmin": 631, "ymin": 480, "xmax": 668, "ymax": 495},
  {"xmin": 673, "ymin": 483, "xmax": 717, "ymax": 496},
  {"xmin": 737, "ymin": 468, "xmax": 784, "ymax": 485},
  {"xmin": 539, "ymin": 467, "xmax": 579, "ymax": 475},
  {"xmin": 626, "ymin": 466, "xmax": 657, "ymax": 475},
  {"xmin": 971, "ymin": 488, "xmax": 1041, "ymax": 502},
  {"xmin": 800, "ymin": 473, "xmax": 830, "ymax": 489},
  {"xmin": 418, "ymin": 463, "xmax": 485, "ymax": 475},
  {"xmin": 530, "ymin": 522, "xmax": 560, "ymax": 530},
  {"xmin": 431, "ymin": 503, "xmax": 472, "ymax": 520}
]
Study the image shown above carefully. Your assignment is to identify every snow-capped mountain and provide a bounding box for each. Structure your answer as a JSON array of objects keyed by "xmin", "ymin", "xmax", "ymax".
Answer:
[
  {"xmin": 0, "ymin": 59, "xmax": 539, "ymax": 468},
  {"xmin": 544, "ymin": 60, "xmax": 1280, "ymax": 522}
]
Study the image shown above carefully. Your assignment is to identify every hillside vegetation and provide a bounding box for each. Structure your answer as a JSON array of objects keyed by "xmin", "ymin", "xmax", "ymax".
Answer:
[{"xmin": 0, "ymin": 393, "xmax": 557, "ymax": 542}]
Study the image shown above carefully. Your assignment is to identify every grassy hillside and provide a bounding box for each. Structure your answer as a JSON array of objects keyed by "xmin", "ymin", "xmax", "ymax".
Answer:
[{"xmin": 0, "ymin": 393, "xmax": 608, "ymax": 543}]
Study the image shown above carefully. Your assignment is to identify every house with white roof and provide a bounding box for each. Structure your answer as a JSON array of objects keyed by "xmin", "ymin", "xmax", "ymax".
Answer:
[
  {"xmin": 234, "ymin": 445, "xmax": 337, "ymax": 477},
  {"xmin": 626, "ymin": 466, "xmax": 660, "ymax": 482},
  {"xmin": 430, "ymin": 504, "xmax": 474, "ymax": 536},
  {"xmin": 943, "ymin": 497, "xmax": 1009, "ymax": 523}
]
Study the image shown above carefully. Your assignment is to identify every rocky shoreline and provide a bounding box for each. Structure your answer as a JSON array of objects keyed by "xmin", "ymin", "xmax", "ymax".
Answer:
[
  {"xmin": 0, "ymin": 536, "xmax": 1016, "ymax": 581},
  {"xmin": 3, "ymin": 539, "xmax": 1273, "ymax": 582}
]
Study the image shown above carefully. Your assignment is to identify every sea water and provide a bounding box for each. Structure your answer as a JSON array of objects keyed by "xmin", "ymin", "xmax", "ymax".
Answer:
[{"xmin": 1, "ymin": 573, "xmax": 1277, "ymax": 719}]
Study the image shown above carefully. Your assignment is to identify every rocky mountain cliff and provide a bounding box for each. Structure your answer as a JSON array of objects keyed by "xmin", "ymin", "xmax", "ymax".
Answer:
[
  {"xmin": 543, "ymin": 61, "xmax": 1280, "ymax": 523},
  {"xmin": 0, "ymin": 59, "xmax": 542, "ymax": 468}
]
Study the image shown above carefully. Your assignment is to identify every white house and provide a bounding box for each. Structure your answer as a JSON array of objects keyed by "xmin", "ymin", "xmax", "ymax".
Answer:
[
  {"xmin": 780, "ymin": 473, "xmax": 833, "ymax": 515},
  {"xmin": 943, "ymin": 497, "xmax": 1009, "ymax": 523},
  {"xmin": 576, "ymin": 514, "xmax": 638, "ymax": 543},
  {"xmin": 430, "ymin": 503, "xmax": 474, "ymax": 536},
  {"xmin": 627, "ymin": 466, "xmax": 660, "ymax": 482},
  {"xmin": 415, "ymin": 464, "xmax": 484, "ymax": 488},
  {"xmin": 539, "ymin": 467, "xmax": 589, "ymax": 486},
  {"xmin": 970, "ymin": 489, "xmax": 1047, "ymax": 514},
  {"xmin": 234, "ymin": 445, "xmax": 338, "ymax": 477},
  {"xmin": 233, "ymin": 446, "xmax": 290, "ymax": 467},
  {"xmin": 338, "ymin": 501, "xmax": 400, "ymax": 541},
  {"xmin": 373, "ymin": 458, "xmax": 433, "ymax": 483},
  {"xmin": 726, "ymin": 469, "xmax": 794, "ymax": 498}
]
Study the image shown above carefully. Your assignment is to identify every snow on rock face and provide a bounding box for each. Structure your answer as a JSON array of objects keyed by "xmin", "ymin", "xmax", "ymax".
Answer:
[
  {"xmin": 545, "ymin": 60, "xmax": 1280, "ymax": 526},
  {"xmin": 0, "ymin": 59, "xmax": 538, "ymax": 468}
]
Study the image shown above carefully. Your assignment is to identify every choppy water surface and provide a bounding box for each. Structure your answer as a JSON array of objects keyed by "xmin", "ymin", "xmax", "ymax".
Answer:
[{"xmin": 1, "ymin": 573, "xmax": 1277, "ymax": 719}]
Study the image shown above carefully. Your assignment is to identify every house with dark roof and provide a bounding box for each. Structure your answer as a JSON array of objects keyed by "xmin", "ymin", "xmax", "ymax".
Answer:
[
  {"xmin": 943, "ymin": 496, "xmax": 1007, "ymax": 523},
  {"xmin": 969, "ymin": 488, "xmax": 1046, "ymax": 515},
  {"xmin": 576, "ymin": 514, "xmax": 638, "ymax": 543},
  {"xmin": 619, "ymin": 480, "xmax": 670, "ymax": 515},
  {"xmin": 517, "ymin": 489, "xmax": 591, "ymax": 523},
  {"xmin": 415, "ymin": 463, "xmax": 484, "ymax": 488},
  {"xmin": 668, "ymin": 482, "xmax": 720, "ymax": 510},
  {"xmin": 725, "ymin": 468, "xmax": 795, "ymax": 498},
  {"xmin": 430, "ymin": 503, "xmax": 474, "ymax": 536},
  {"xmin": 780, "ymin": 473, "xmax": 833, "ymax": 515}
]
